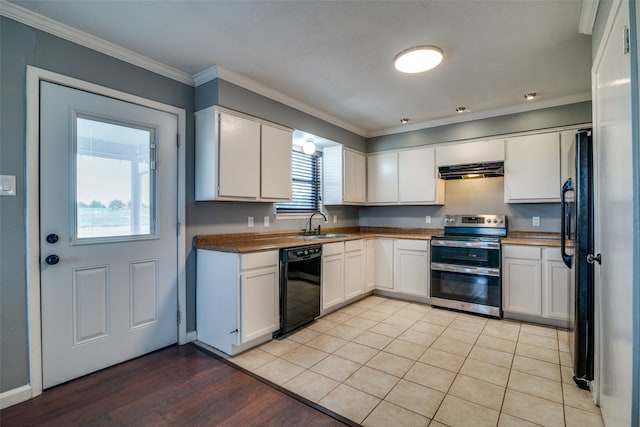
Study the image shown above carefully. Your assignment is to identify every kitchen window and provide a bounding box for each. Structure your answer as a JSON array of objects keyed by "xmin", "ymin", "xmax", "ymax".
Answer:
[{"xmin": 276, "ymin": 149, "xmax": 322, "ymax": 214}]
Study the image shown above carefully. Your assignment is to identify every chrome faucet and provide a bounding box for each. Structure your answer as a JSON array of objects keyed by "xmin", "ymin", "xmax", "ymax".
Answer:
[{"xmin": 305, "ymin": 211, "xmax": 327, "ymax": 235}]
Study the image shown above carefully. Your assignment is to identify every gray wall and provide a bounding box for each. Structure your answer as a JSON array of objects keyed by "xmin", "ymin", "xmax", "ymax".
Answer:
[
  {"xmin": 0, "ymin": 16, "xmax": 195, "ymax": 393},
  {"xmin": 359, "ymin": 178, "xmax": 561, "ymax": 232},
  {"xmin": 361, "ymin": 101, "xmax": 592, "ymax": 232}
]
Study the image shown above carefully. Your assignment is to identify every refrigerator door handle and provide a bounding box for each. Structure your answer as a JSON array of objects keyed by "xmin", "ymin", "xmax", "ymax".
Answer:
[{"xmin": 561, "ymin": 178, "xmax": 573, "ymax": 268}]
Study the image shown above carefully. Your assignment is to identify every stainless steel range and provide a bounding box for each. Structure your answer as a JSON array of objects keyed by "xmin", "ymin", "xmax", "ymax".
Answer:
[{"xmin": 430, "ymin": 214, "xmax": 507, "ymax": 317}]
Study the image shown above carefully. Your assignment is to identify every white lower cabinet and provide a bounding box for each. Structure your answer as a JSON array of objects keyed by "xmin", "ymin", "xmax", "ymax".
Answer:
[
  {"xmin": 373, "ymin": 238, "xmax": 395, "ymax": 291},
  {"xmin": 344, "ymin": 240, "xmax": 365, "ymax": 300},
  {"xmin": 322, "ymin": 241, "xmax": 367, "ymax": 314},
  {"xmin": 542, "ymin": 248, "xmax": 574, "ymax": 322},
  {"xmin": 393, "ymin": 239, "xmax": 430, "ymax": 298},
  {"xmin": 321, "ymin": 242, "xmax": 345, "ymax": 313},
  {"xmin": 196, "ymin": 249, "xmax": 279, "ymax": 355},
  {"xmin": 364, "ymin": 239, "xmax": 376, "ymax": 292},
  {"xmin": 502, "ymin": 244, "xmax": 572, "ymax": 325}
]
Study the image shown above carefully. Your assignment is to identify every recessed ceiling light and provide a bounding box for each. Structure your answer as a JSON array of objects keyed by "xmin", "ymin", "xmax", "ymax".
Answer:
[
  {"xmin": 455, "ymin": 107, "xmax": 467, "ymax": 113},
  {"xmin": 400, "ymin": 118, "xmax": 412, "ymax": 124},
  {"xmin": 394, "ymin": 46, "xmax": 443, "ymax": 73},
  {"xmin": 524, "ymin": 92, "xmax": 537, "ymax": 100}
]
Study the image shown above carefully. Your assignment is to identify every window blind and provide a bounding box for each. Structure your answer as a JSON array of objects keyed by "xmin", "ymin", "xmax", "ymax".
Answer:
[{"xmin": 276, "ymin": 150, "xmax": 321, "ymax": 213}]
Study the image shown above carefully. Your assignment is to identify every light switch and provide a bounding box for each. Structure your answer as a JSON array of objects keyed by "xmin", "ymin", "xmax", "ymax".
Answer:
[
  {"xmin": 0, "ymin": 175, "xmax": 16, "ymax": 196},
  {"xmin": 532, "ymin": 216, "xmax": 541, "ymax": 227},
  {"xmin": 248, "ymin": 217, "xmax": 254, "ymax": 228},
  {"xmin": 425, "ymin": 215, "xmax": 431, "ymax": 224},
  {"xmin": 333, "ymin": 215, "xmax": 337, "ymax": 223},
  {"xmin": 263, "ymin": 216, "xmax": 270, "ymax": 227}
]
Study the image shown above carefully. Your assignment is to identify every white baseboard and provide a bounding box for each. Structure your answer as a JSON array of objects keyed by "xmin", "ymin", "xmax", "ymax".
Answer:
[
  {"xmin": 185, "ymin": 331, "xmax": 197, "ymax": 343},
  {"xmin": 0, "ymin": 384, "xmax": 32, "ymax": 409}
]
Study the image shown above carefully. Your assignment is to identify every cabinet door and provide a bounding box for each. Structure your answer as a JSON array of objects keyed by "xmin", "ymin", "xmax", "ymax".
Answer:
[
  {"xmin": 394, "ymin": 242, "xmax": 429, "ymax": 297},
  {"xmin": 367, "ymin": 152, "xmax": 398, "ymax": 203},
  {"xmin": 218, "ymin": 111, "xmax": 261, "ymax": 199},
  {"xmin": 503, "ymin": 258, "xmax": 542, "ymax": 315},
  {"xmin": 543, "ymin": 257, "xmax": 573, "ymax": 321},
  {"xmin": 240, "ymin": 266, "xmax": 279, "ymax": 343},
  {"xmin": 261, "ymin": 124, "xmax": 292, "ymax": 201},
  {"xmin": 344, "ymin": 149, "xmax": 366, "ymax": 204},
  {"xmin": 504, "ymin": 132, "xmax": 561, "ymax": 203},
  {"xmin": 365, "ymin": 239, "xmax": 376, "ymax": 291},
  {"xmin": 374, "ymin": 239, "xmax": 394, "ymax": 290},
  {"xmin": 344, "ymin": 249, "xmax": 365, "ymax": 299},
  {"xmin": 399, "ymin": 147, "xmax": 437, "ymax": 203},
  {"xmin": 322, "ymin": 254, "xmax": 344, "ymax": 311}
]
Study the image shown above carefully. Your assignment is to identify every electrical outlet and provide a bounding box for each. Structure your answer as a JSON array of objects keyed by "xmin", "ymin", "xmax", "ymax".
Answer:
[
  {"xmin": 333, "ymin": 215, "xmax": 337, "ymax": 223},
  {"xmin": 264, "ymin": 216, "xmax": 270, "ymax": 227},
  {"xmin": 248, "ymin": 217, "xmax": 254, "ymax": 228},
  {"xmin": 532, "ymin": 216, "xmax": 541, "ymax": 227},
  {"xmin": 425, "ymin": 215, "xmax": 431, "ymax": 224}
]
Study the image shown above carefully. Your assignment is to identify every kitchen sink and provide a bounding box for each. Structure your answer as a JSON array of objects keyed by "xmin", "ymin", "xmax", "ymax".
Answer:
[{"xmin": 290, "ymin": 233, "xmax": 354, "ymax": 240}]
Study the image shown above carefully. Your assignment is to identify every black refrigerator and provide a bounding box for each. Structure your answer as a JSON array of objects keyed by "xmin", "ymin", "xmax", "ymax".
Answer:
[{"xmin": 561, "ymin": 129, "xmax": 595, "ymax": 390}]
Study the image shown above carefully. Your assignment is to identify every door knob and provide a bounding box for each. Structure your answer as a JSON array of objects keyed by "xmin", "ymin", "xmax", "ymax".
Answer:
[
  {"xmin": 46, "ymin": 233, "xmax": 59, "ymax": 244},
  {"xmin": 45, "ymin": 255, "xmax": 60, "ymax": 265}
]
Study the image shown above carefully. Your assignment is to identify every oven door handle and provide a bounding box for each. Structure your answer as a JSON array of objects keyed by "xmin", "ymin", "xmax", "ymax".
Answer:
[
  {"xmin": 431, "ymin": 240, "xmax": 501, "ymax": 250},
  {"xmin": 431, "ymin": 263, "xmax": 500, "ymax": 277}
]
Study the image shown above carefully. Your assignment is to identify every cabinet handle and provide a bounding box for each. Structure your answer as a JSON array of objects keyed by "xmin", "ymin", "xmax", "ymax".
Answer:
[{"xmin": 229, "ymin": 329, "xmax": 238, "ymax": 334}]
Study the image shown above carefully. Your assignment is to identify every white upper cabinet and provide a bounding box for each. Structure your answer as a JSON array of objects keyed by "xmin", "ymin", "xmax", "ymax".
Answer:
[
  {"xmin": 195, "ymin": 106, "xmax": 292, "ymax": 202},
  {"xmin": 368, "ymin": 147, "xmax": 444, "ymax": 205},
  {"xmin": 399, "ymin": 147, "xmax": 444, "ymax": 204},
  {"xmin": 435, "ymin": 139, "xmax": 505, "ymax": 166},
  {"xmin": 367, "ymin": 151, "xmax": 398, "ymax": 204},
  {"xmin": 261, "ymin": 124, "xmax": 293, "ymax": 200},
  {"xmin": 504, "ymin": 132, "xmax": 561, "ymax": 203},
  {"xmin": 323, "ymin": 146, "xmax": 366, "ymax": 205}
]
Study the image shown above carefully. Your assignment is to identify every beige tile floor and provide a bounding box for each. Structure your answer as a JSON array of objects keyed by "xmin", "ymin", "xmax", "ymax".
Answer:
[{"xmin": 228, "ymin": 295, "xmax": 604, "ymax": 427}]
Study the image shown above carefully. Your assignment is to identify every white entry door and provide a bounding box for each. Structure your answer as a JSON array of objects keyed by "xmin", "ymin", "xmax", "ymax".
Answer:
[
  {"xmin": 40, "ymin": 81, "xmax": 178, "ymax": 388},
  {"xmin": 593, "ymin": 1, "xmax": 634, "ymax": 425}
]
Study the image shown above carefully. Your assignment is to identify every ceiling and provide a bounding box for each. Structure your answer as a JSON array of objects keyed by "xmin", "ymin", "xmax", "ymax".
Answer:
[{"xmin": 6, "ymin": 0, "xmax": 593, "ymax": 137}]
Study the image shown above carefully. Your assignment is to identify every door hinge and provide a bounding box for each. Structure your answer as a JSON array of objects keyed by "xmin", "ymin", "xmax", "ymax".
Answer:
[
  {"xmin": 623, "ymin": 26, "xmax": 630, "ymax": 54},
  {"xmin": 177, "ymin": 309, "xmax": 181, "ymax": 325},
  {"xmin": 176, "ymin": 222, "xmax": 181, "ymax": 237},
  {"xmin": 177, "ymin": 134, "xmax": 180, "ymax": 148}
]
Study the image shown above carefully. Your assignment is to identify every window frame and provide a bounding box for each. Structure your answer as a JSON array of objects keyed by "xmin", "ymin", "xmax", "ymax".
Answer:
[{"xmin": 275, "ymin": 148, "xmax": 323, "ymax": 217}]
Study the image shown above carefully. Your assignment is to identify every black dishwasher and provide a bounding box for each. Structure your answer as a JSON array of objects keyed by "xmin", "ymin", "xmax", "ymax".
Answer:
[{"xmin": 274, "ymin": 245, "xmax": 322, "ymax": 337}]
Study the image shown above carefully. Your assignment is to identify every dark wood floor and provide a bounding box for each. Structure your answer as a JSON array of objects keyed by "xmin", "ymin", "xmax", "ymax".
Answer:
[{"xmin": 1, "ymin": 344, "xmax": 349, "ymax": 426}]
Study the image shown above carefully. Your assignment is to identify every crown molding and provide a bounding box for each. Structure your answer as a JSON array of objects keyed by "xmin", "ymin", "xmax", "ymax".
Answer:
[
  {"xmin": 0, "ymin": 0, "xmax": 194, "ymax": 86},
  {"xmin": 193, "ymin": 64, "xmax": 367, "ymax": 136},
  {"xmin": 367, "ymin": 92, "xmax": 593, "ymax": 138},
  {"xmin": 578, "ymin": 0, "xmax": 599, "ymax": 35}
]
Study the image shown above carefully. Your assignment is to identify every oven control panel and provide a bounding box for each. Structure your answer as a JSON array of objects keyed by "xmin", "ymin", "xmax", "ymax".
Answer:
[{"xmin": 443, "ymin": 214, "xmax": 507, "ymax": 228}]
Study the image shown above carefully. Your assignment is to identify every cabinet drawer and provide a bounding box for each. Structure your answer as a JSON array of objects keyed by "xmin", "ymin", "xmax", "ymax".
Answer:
[
  {"xmin": 323, "ymin": 242, "xmax": 344, "ymax": 256},
  {"xmin": 240, "ymin": 250, "xmax": 278, "ymax": 270},
  {"xmin": 503, "ymin": 245, "xmax": 541, "ymax": 260},
  {"xmin": 396, "ymin": 239, "xmax": 429, "ymax": 251},
  {"xmin": 543, "ymin": 247, "xmax": 562, "ymax": 261},
  {"xmin": 344, "ymin": 239, "xmax": 364, "ymax": 252}
]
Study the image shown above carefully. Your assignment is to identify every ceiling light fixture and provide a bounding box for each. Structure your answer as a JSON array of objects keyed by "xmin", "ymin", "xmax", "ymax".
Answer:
[
  {"xmin": 400, "ymin": 118, "xmax": 412, "ymax": 124},
  {"xmin": 302, "ymin": 140, "xmax": 316, "ymax": 155},
  {"xmin": 524, "ymin": 92, "xmax": 537, "ymax": 100},
  {"xmin": 394, "ymin": 45, "xmax": 443, "ymax": 73},
  {"xmin": 455, "ymin": 107, "xmax": 467, "ymax": 113}
]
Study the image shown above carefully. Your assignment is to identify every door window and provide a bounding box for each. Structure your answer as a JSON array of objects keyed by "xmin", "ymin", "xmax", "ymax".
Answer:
[{"xmin": 73, "ymin": 114, "xmax": 157, "ymax": 243}]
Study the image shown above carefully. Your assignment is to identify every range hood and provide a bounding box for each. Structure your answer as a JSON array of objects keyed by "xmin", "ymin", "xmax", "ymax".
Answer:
[{"xmin": 438, "ymin": 161, "xmax": 504, "ymax": 180}]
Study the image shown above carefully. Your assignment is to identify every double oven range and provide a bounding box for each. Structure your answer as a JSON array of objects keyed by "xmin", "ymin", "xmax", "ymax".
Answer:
[{"xmin": 430, "ymin": 214, "xmax": 506, "ymax": 317}]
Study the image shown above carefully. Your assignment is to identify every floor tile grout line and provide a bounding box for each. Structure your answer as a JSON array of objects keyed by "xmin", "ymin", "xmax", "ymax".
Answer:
[{"xmin": 228, "ymin": 296, "xmax": 603, "ymax": 426}]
